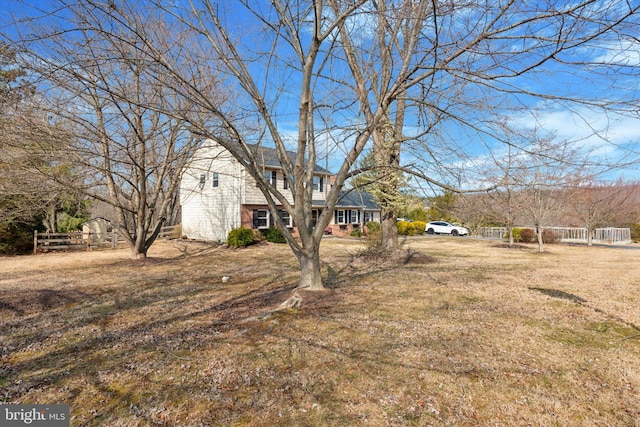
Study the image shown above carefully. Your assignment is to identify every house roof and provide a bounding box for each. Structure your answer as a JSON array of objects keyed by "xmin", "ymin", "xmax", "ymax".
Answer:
[
  {"xmin": 81, "ymin": 217, "xmax": 112, "ymax": 225},
  {"xmin": 247, "ymin": 144, "xmax": 332, "ymax": 175},
  {"xmin": 312, "ymin": 190, "xmax": 378, "ymax": 209},
  {"xmin": 337, "ymin": 190, "xmax": 378, "ymax": 209}
]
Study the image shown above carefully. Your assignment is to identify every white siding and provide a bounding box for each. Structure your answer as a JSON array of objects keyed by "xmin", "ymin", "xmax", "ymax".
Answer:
[{"xmin": 180, "ymin": 141, "xmax": 243, "ymax": 241}]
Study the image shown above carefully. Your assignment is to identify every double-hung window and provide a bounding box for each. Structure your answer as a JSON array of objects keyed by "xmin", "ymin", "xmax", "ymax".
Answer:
[
  {"xmin": 313, "ymin": 176, "xmax": 323, "ymax": 192},
  {"xmin": 364, "ymin": 211, "xmax": 373, "ymax": 223},
  {"xmin": 254, "ymin": 210, "xmax": 269, "ymax": 229},
  {"xmin": 264, "ymin": 170, "xmax": 276, "ymax": 186},
  {"xmin": 350, "ymin": 210, "xmax": 360, "ymax": 224},
  {"xmin": 212, "ymin": 173, "xmax": 219, "ymax": 188},
  {"xmin": 278, "ymin": 210, "xmax": 292, "ymax": 228}
]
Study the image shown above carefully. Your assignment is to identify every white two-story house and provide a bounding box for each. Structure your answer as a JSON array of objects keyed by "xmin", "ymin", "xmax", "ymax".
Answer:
[{"xmin": 179, "ymin": 140, "xmax": 380, "ymax": 241}]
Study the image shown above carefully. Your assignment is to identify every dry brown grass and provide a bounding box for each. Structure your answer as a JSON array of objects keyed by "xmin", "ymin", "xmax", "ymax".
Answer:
[{"xmin": 1, "ymin": 237, "xmax": 639, "ymax": 426}]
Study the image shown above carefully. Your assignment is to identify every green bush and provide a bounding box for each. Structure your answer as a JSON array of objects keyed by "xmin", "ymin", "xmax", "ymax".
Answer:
[
  {"xmin": 365, "ymin": 221, "xmax": 381, "ymax": 234},
  {"xmin": 408, "ymin": 208, "xmax": 428, "ymax": 222},
  {"xmin": 227, "ymin": 227, "xmax": 256, "ymax": 247},
  {"xmin": 364, "ymin": 221, "xmax": 381, "ymax": 247},
  {"xmin": 510, "ymin": 227, "xmax": 523, "ymax": 242},
  {"xmin": 58, "ymin": 214, "xmax": 89, "ymax": 233},
  {"xmin": 350, "ymin": 228, "xmax": 363, "ymax": 237},
  {"xmin": 0, "ymin": 220, "xmax": 42, "ymax": 254},
  {"xmin": 265, "ymin": 226, "xmax": 287, "ymax": 243}
]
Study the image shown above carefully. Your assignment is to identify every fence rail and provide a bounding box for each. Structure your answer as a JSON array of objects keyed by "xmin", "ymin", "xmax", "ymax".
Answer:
[
  {"xmin": 33, "ymin": 225, "xmax": 181, "ymax": 253},
  {"xmin": 477, "ymin": 226, "xmax": 632, "ymax": 245}
]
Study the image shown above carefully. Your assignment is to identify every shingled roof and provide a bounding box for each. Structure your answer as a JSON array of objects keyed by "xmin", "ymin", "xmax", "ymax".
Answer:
[
  {"xmin": 312, "ymin": 190, "xmax": 379, "ymax": 209},
  {"xmin": 247, "ymin": 144, "xmax": 332, "ymax": 175}
]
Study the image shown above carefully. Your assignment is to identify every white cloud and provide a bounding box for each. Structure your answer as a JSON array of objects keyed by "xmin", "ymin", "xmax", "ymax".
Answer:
[{"xmin": 593, "ymin": 39, "xmax": 640, "ymax": 66}]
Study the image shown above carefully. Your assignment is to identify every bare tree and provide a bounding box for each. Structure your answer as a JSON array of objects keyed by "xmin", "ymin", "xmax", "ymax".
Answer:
[
  {"xmin": 1, "ymin": 42, "xmax": 86, "ymax": 240},
  {"xmin": 565, "ymin": 180, "xmax": 639, "ymax": 246},
  {"xmin": 513, "ymin": 133, "xmax": 586, "ymax": 252},
  {"xmin": 337, "ymin": 0, "xmax": 640, "ymax": 251},
  {"xmin": 5, "ymin": 0, "xmax": 638, "ymax": 286},
  {"xmin": 7, "ymin": 9, "xmax": 208, "ymax": 258}
]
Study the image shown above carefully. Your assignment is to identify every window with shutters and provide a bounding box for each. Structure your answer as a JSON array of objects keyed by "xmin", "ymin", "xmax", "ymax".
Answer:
[{"xmin": 254, "ymin": 210, "xmax": 269, "ymax": 229}]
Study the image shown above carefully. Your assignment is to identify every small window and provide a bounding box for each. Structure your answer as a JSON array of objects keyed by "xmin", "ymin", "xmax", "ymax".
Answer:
[
  {"xmin": 199, "ymin": 174, "xmax": 206, "ymax": 189},
  {"xmin": 263, "ymin": 170, "xmax": 276, "ymax": 187},
  {"xmin": 350, "ymin": 210, "xmax": 360, "ymax": 224},
  {"xmin": 255, "ymin": 210, "xmax": 269, "ymax": 229},
  {"xmin": 364, "ymin": 211, "xmax": 373, "ymax": 223},
  {"xmin": 278, "ymin": 210, "xmax": 292, "ymax": 228},
  {"xmin": 335, "ymin": 210, "xmax": 345, "ymax": 224},
  {"xmin": 283, "ymin": 176, "xmax": 290, "ymax": 190},
  {"xmin": 313, "ymin": 176, "xmax": 323, "ymax": 192},
  {"xmin": 212, "ymin": 173, "xmax": 219, "ymax": 188}
]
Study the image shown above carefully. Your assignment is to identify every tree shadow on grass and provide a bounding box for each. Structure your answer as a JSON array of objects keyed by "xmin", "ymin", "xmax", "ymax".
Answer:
[
  {"xmin": 529, "ymin": 287, "xmax": 587, "ymax": 303},
  {"xmin": 0, "ymin": 273, "xmax": 307, "ymax": 422},
  {"xmin": 0, "ymin": 289, "xmax": 90, "ymax": 318}
]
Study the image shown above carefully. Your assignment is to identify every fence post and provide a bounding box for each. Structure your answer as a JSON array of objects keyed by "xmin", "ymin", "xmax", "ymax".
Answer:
[
  {"xmin": 87, "ymin": 232, "xmax": 92, "ymax": 251},
  {"xmin": 33, "ymin": 230, "xmax": 38, "ymax": 254}
]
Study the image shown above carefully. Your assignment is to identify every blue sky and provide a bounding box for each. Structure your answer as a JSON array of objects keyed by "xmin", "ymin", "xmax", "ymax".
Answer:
[{"xmin": 2, "ymin": 0, "xmax": 639, "ymax": 190}]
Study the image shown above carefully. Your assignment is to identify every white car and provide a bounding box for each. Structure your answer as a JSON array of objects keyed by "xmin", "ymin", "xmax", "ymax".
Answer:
[{"xmin": 425, "ymin": 221, "xmax": 469, "ymax": 236}]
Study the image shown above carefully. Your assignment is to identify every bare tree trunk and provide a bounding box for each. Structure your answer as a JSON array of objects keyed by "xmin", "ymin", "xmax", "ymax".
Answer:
[
  {"xmin": 373, "ymin": 117, "xmax": 402, "ymax": 251},
  {"xmin": 536, "ymin": 226, "xmax": 545, "ymax": 253},
  {"xmin": 44, "ymin": 205, "xmax": 57, "ymax": 233},
  {"xmin": 298, "ymin": 248, "xmax": 324, "ymax": 291},
  {"xmin": 380, "ymin": 207, "xmax": 398, "ymax": 251},
  {"xmin": 508, "ymin": 226, "xmax": 515, "ymax": 247}
]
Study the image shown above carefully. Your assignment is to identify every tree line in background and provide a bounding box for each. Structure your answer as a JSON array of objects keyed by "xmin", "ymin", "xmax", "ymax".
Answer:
[
  {"xmin": 394, "ymin": 182, "xmax": 640, "ymax": 248},
  {"xmin": 0, "ymin": 42, "xmax": 91, "ymax": 253},
  {"xmin": 1, "ymin": 1, "xmax": 638, "ymax": 292}
]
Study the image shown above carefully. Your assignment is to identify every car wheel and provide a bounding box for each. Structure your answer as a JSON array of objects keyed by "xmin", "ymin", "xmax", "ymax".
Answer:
[
  {"xmin": 451, "ymin": 230, "xmax": 459, "ymax": 236},
  {"xmin": 426, "ymin": 228, "xmax": 434, "ymax": 234}
]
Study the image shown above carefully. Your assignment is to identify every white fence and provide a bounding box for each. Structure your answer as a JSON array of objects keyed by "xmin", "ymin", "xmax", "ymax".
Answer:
[{"xmin": 477, "ymin": 226, "xmax": 632, "ymax": 245}]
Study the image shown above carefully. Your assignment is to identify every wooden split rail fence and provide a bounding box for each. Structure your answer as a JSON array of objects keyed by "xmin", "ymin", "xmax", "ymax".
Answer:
[{"xmin": 33, "ymin": 225, "xmax": 181, "ymax": 254}]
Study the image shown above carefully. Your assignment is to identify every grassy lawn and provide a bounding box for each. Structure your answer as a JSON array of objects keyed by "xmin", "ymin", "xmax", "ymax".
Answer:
[{"xmin": 1, "ymin": 237, "xmax": 639, "ymax": 426}]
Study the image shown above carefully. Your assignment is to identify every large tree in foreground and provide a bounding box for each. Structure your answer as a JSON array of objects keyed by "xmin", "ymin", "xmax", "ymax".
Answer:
[{"xmin": 5, "ymin": 1, "xmax": 638, "ymax": 287}]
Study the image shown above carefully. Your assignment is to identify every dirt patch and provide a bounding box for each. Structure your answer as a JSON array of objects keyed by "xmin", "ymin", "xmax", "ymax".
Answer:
[
  {"xmin": 348, "ymin": 246, "xmax": 435, "ymax": 269},
  {"xmin": 404, "ymin": 251, "xmax": 436, "ymax": 265}
]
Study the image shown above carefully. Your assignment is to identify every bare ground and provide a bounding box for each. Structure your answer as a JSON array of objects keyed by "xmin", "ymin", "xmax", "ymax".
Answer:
[{"xmin": 1, "ymin": 237, "xmax": 639, "ymax": 426}]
